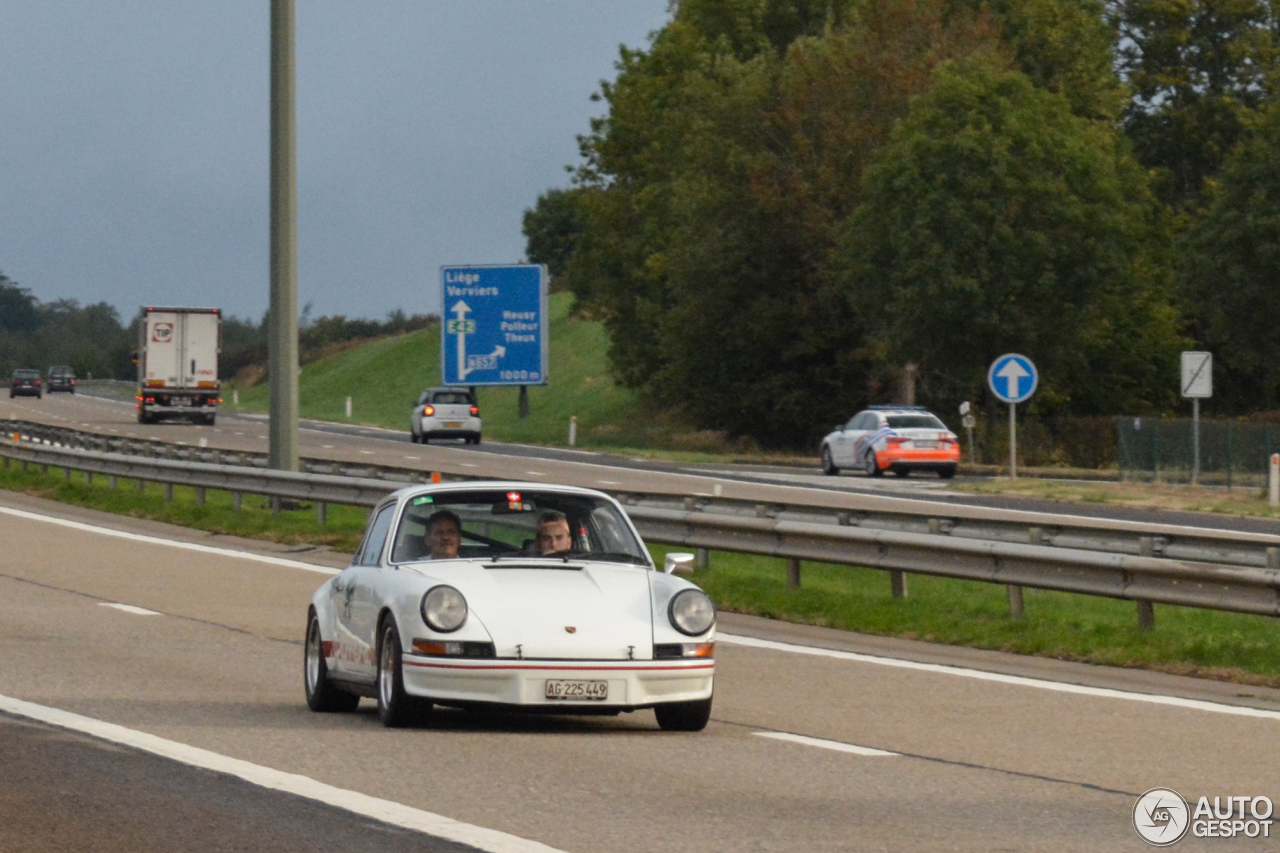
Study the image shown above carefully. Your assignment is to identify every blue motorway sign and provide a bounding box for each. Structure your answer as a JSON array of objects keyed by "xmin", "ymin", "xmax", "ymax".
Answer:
[
  {"xmin": 987, "ymin": 353, "xmax": 1038, "ymax": 404},
  {"xmin": 441, "ymin": 264, "xmax": 548, "ymax": 386}
]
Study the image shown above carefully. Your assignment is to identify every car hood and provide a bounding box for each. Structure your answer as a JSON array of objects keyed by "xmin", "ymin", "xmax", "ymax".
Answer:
[{"xmin": 413, "ymin": 562, "xmax": 654, "ymax": 660}]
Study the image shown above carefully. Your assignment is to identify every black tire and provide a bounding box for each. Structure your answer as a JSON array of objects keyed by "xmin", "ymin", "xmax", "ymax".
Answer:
[
  {"xmin": 654, "ymin": 696, "xmax": 713, "ymax": 732},
  {"xmin": 409, "ymin": 431, "xmax": 419, "ymax": 444},
  {"xmin": 420, "ymin": 434, "xmax": 430, "ymax": 445},
  {"xmin": 376, "ymin": 617, "xmax": 429, "ymax": 727},
  {"xmin": 938, "ymin": 464, "xmax": 957, "ymax": 480},
  {"xmin": 863, "ymin": 450, "xmax": 882, "ymax": 477},
  {"xmin": 821, "ymin": 445, "xmax": 839, "ymax": 476},
  {"xmin": 204, "ymin": 414, "xmax": 216, "ymax": 426},
  {"xmin": 893, "ymin": 467, "xmax": 910, "ymax": 477},
  {"xmin": 469, "ymin": 434, "xmax": 482, "ymax": 446},
  {"xmin": 304, "ymin": 611, "xmax": 359, "ymax": 713}
]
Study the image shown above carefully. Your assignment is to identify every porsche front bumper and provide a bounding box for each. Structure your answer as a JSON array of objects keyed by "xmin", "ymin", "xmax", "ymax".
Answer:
[{"xmin": 400, "ymin": 655, "xmax": 714, "ymax": 710}]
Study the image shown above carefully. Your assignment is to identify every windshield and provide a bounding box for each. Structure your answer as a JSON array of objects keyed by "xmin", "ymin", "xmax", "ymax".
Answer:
[
  {"xmin": 390, "ymin": 489, "xmax": 650, "ymax": 566},
  {"xmin": 885, "ymin": 415, "xmax": 946, "ymax": 429}
]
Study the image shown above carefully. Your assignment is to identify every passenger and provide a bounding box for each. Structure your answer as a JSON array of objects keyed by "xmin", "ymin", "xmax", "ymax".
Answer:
[
  {"xmin": 534, "ymin": 510, "xmax": 573, "ymax": 555},
  {"xmin": 423, "ymin": 510, "xmax": 462, "ymax": 559}
]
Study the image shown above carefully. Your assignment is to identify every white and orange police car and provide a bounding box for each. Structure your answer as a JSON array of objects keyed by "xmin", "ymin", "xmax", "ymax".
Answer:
[{"xmin": 820, "ymin": 406, "xmax": 960, "ymax": 479}]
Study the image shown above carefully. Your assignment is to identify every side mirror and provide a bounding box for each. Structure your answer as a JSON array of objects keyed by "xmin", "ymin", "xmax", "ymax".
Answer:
[
  {"xmin": 664, "ymin": 553, "xmax": 696, "ymax": 575},
  {"xmin": 835, "ymin": 424, "xmax": 844, "ymax": 432}
]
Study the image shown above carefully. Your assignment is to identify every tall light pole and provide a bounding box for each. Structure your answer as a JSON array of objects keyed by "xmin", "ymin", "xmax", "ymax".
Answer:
[{"xmin": 269, "ymin": 0, "xmax": 299, "ymax": 471}]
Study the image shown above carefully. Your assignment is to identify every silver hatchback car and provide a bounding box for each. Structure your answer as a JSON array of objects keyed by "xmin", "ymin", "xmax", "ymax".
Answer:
[{"xmin": 410, "ymin": 387, "xmax": 481, "ymax": 444}]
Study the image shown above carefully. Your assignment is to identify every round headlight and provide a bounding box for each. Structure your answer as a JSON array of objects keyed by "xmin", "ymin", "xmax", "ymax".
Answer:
[
  {"xmin": 420, "ymin": 585, "xmax": 467, "ymax": 633},
  {"xmin": 668, "ymin": 589, "xmax": 715, "ymax": 636}
]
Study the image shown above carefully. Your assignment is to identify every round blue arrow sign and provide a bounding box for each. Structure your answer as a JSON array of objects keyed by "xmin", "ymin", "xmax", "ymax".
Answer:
[{"xmin": 988, "ymin": 353, "xmax": 1038, "ymax": 404}]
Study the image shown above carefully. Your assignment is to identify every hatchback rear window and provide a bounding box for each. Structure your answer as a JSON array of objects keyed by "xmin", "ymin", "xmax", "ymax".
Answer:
[
  {"xmin": 886, "ymin": 415, "xmax": 946, "ymax": 429},
  {"xmin": 432, "ymin": 392, "xmax": 472, "ymax": 405}
]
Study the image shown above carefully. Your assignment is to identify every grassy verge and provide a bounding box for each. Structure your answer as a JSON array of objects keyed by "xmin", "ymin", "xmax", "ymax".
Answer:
[
  {"xmin": 0, "ymin": 460, "xmax": 368, "ymax": 553},
  {"xmin": 9, "ymin": 459, "xmax": 1279, "ymax": 688},
  {"xmin": 955, "ymin": 476, "xmax": 1280, "ymax": 520},
  {"xmin": 648, "ymin": 543, "xmax": 1280, "ymax": 689}
]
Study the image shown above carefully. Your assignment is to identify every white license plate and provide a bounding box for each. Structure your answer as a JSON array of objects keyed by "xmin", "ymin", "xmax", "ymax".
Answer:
[
  {"xmin": 444, "ymin": 421, "xmax": 463, "ymax": 428},
  {"xmin": 172, "ymin": 398, "xmax": 191, "ymax": 407},
  {"xmin": 913, "ymin": 440, "xmax": 938, "ymax": 448},
  {"xmin": 545, "ymin": 679, "xmax": 608, "ymax": 700}
]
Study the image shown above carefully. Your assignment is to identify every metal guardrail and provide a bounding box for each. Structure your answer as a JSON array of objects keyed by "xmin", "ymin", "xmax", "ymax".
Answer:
[{"xmin": 3, "ymin": 427, "xmax": 1280, "ymax": 621}]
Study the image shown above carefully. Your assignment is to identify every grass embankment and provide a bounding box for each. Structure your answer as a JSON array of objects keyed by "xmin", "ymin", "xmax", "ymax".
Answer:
[
  {"xmin": 227, "ymin": 293, "xmax": 742, "ymax": 454},
  {"xmin": 7, "ymin": 459, "xmax": 1280, "ymax": 689}
]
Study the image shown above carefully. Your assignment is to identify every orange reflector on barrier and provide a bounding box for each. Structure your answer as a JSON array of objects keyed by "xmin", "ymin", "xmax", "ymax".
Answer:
[{"xmin": 431, "ymin": 472, "xmax": 442, "ymax": 484}]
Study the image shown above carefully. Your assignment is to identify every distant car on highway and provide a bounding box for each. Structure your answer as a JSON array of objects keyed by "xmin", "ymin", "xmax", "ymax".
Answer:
[
  {"xmin": 304, "ymin": 481, "xmax": 715, "ymax": 731},
  {"xmin": 45, "ymin": 366, "xmax": 76, "ymax": 393},
  {"xmin": 821, "ymin": 405, "xmax": 960, "ymax": 478},
  {"xmin": 9, "ymin": 369, "xmax": 43, "ymax": 399},
  {"xmin": 410, "ymin": 387, "xmax": 481, "ymax": 444}
]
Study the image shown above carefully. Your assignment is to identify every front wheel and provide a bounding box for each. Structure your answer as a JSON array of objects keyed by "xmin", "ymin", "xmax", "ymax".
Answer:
[
  {"xmin": 863, "ymin": 450, "xmax": 882, "ymax": 477},
  {"xmin": 654, "ymin": 697, "xmax": 712, "ymax": 731},
  {"xmin": 821, "ymin": 445, "xmax": 839, "ymax": 476},
  {"xmin": 304, "ymin": 611, "xmax": 359, "ymax": 713},
  {"xmin": 377, "ymin": 617, "xmax": 429, "ymax": 727}
]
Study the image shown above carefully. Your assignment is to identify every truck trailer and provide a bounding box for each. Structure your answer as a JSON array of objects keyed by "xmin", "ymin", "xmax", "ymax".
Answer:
[{"xmin": 136, "ymin": 307, "xmax": 221, "ymax": 425}]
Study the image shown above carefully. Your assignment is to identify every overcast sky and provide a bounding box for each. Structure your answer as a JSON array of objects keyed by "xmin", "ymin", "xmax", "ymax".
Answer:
[{"xmin": 0, "ymin": 1, "xmax": 669, "ymax": 322}]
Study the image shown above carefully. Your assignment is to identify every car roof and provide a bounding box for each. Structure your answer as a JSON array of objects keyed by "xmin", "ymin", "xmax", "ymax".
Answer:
[
  {"xmin": 382, "ymin": 480, "xmax": 616, "ymax": 506},
  {"xmin": 864, "ymin": 407, "xmax": 938, "ymax": 416}
]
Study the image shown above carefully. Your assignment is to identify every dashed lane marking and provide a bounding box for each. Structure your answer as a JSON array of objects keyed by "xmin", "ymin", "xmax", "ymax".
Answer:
[
  {"xmin": 99, "ymin": 602, "xmax": 161, "ymax": 616},
  {"xmin": 755, "ymin": 732, "xmax": 898, "ymax": 756}
]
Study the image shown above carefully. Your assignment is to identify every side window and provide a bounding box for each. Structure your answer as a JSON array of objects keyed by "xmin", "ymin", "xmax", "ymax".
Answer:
[
  {"xmin": 849, "ymin": 413, "xmax": 869, "ymax": 430},
  {"xmin": 417, "ymin": 392, "xmax": 430, "ymax": 405},
  {"xmin": 355, "ymin": 505, "xmax": 397, "ymax": 567}
]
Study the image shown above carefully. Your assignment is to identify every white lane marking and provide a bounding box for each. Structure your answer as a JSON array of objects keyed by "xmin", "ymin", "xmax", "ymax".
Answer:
[
  {"xmin": 0, "ymin": 506, "xmax": 339, "ymax": 576},
  {"xmin": 755, "ymin": 732, "xmax": 898, "ymax": 756},
  {"xmin": 99, "ymin": 602, "xmax": 160, "ymax": 616},
  {"xmin": 404, "ymin": 455, "xmax": 420, "ymax": 460},
  {"xmin": 0, "ymin": 694, "xmax": 566, "ymax": 853},
  {"xmin": 525, "ymin": 471, "xmax": 545, "ymax": 477},
  {"xmin": 322, "ymin": 444, "xmax": 334, "ymax": 449},
  {"xmin": 719, "ymin": 633, "xmax": 1280, "ymax": 721},
  {"xmin": 462, "ymin": 463, "xmax": 477, "ymax": 468},
  {"xmin": 359, "ymin": 450, "xmax": 374, "ymax": 455},
  {"xmin": 597, "ymin": 480, "xmax": 620, "ymax": 486}
]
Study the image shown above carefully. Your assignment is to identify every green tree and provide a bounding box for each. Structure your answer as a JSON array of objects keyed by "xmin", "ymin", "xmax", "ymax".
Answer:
[
  {"xmin": 522, "ymin": 187, "xmax": 586, "ymax": 286},
  {"xmin": 841, "ymin": 55, "xmax": 1183, "ymax": 415},
  {"xmin": 1115, "ymin": 0, "xmax": 1277, "ymax": 207},
  {"xmin": 1181, "ymin": 104, "xmax": 1280, "ymax": 410},
  {"xmin": 566, "ymin": 0, "xmax": 996, "ymax": 444}
]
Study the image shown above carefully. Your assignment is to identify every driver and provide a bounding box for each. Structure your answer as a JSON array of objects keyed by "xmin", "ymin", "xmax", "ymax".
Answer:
[
  {"xmin": 423, "ymin": 510, "xmax": 462, "ymax": 559},
  {"xmin": 534, "ymin": 510, "xmax": 573, "ymax": 555}
]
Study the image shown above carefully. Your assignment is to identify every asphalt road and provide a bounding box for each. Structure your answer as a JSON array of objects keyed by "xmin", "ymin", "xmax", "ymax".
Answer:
[
  {"xmin": 1, "ymin": 489, "xmax": 1278, "ymax": 851},
  {"xmin": 7, "ymin": 391, "xmax": 1280, "ymax": 536}
]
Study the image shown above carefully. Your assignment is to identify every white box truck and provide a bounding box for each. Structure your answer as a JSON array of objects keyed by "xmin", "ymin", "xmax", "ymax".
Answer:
[{"xmin": 137, "ymin": 307, "xmax": 221, "ymax": 425}]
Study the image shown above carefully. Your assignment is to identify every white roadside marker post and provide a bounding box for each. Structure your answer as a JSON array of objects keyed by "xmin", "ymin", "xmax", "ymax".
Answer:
[
  {"xmin": 345, "ymin": 396, "xmax": 352, "ymax": 418},
  {"xmin": 568, "ymin": 416, "xmax": 577, "ymax": 447},
  {"xmin": 1270, "ymin": 453, "xmax": 1279, "ymax": 508}
]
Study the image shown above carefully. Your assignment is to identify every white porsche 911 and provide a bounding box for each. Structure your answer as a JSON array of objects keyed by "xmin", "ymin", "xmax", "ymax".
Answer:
[{"xmin": 304, "ymin": 482, "xmax": 716, "ymax": 731}]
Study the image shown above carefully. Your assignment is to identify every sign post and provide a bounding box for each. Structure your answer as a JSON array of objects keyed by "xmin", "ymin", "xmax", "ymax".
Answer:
[
  {"xmin": 441, "ymin": 265, "xmax": 549, "ymax": 413},
  {"xmin": 1180, "ymin": 351, "xmax": 1212, "ymax": 484},
  {"xmin": 987, "ymin": 354, "xmax": 1038, "ymax": 478}
]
